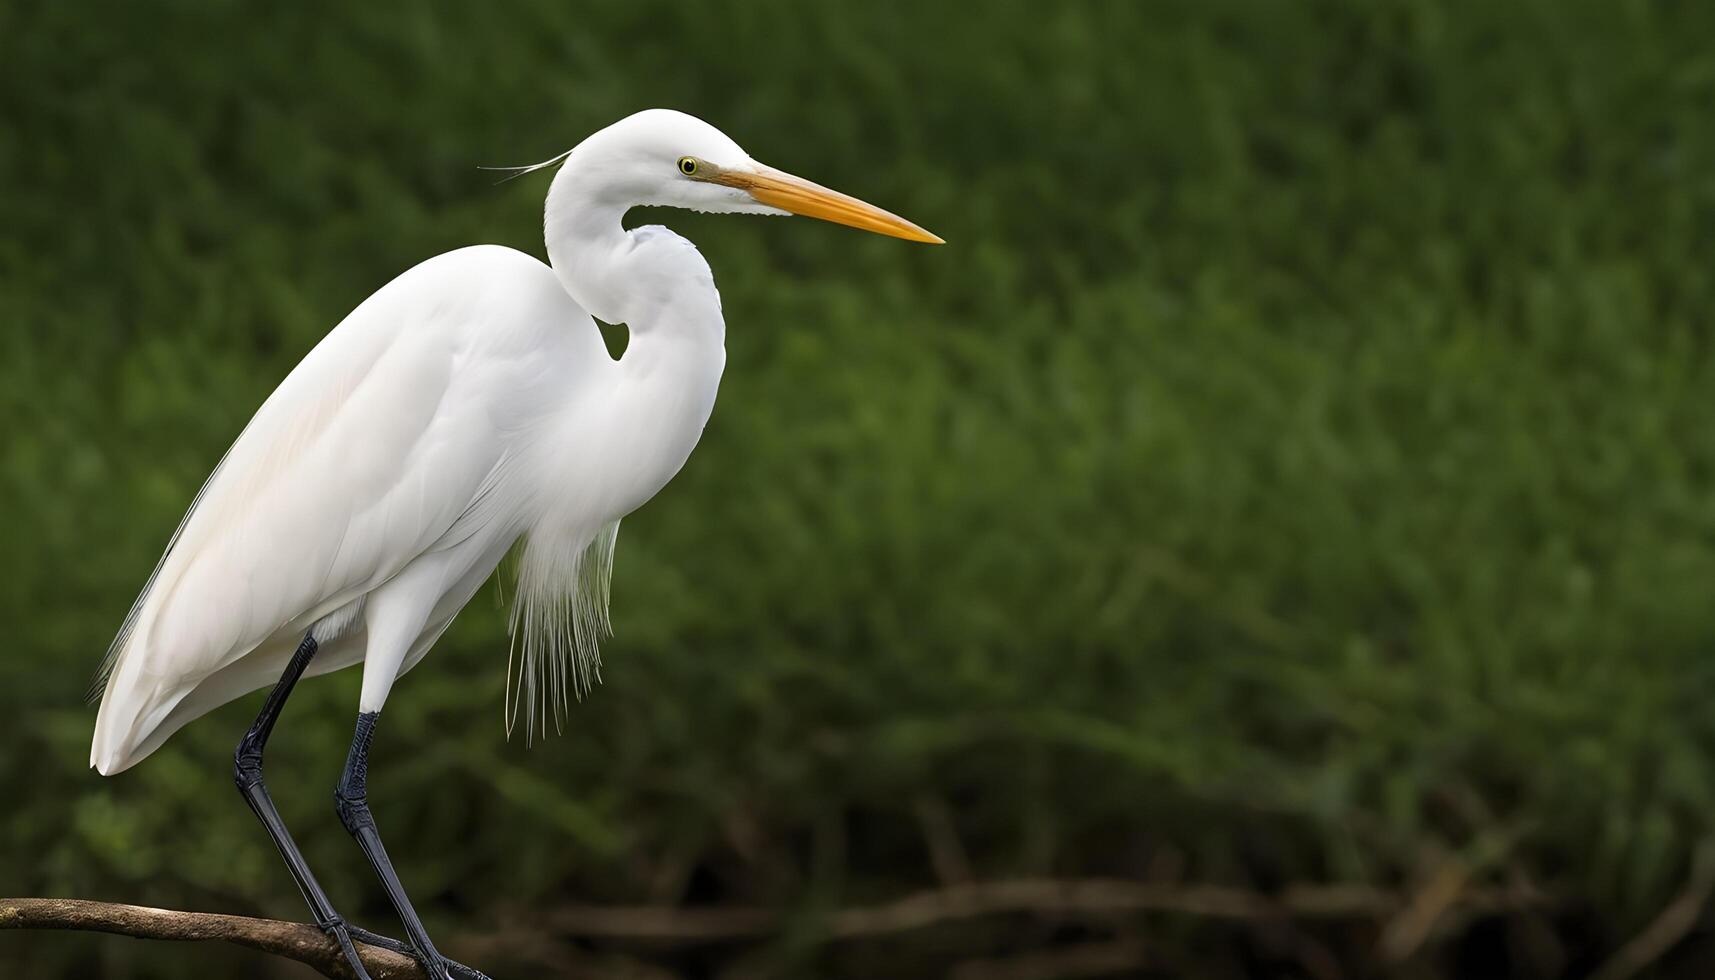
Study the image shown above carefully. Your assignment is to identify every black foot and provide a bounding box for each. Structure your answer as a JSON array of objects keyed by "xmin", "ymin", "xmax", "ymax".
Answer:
[
  {"xmin": 348, "ymin": 925, "xmax": 493, "ymax": 980},
  {"xmin": 324, "ymin": 917, "xmax": 375, "ymax": 980}
]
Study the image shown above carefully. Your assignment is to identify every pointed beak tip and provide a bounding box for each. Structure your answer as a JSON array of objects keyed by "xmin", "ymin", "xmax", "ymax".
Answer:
[
  {"xmin": 900, "ymin": 224, "xmax": 946, "ymax": 245},
  {"xmin": 724, "ymin": 165, "xmax": 945, "ymax": 247},
  {"xmin": 877, "ymin": 221, "xmax": 944, "ymax": 246}
]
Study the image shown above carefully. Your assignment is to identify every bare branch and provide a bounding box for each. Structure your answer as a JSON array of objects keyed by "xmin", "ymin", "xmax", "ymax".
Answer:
[
  {"xmin": 3, "ymin": 877, "xmax": 1561, "ymax": 975},
  {"xmin": 1377, "ymin": 857, "xmax": 1469, "ymax": 962},
  {"xmin": 1592, "ymin": 839, "xmax": 1715, "ymax": 980},
  {"xmin": 0, "ymin": 898, "xmax": 444, "ymax": 979}
]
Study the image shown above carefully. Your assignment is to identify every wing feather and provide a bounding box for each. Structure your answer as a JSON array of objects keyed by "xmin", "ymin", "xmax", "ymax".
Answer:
[{"xmin": 92, "ymin": 245, "xmax": 585, "ymax": 772}]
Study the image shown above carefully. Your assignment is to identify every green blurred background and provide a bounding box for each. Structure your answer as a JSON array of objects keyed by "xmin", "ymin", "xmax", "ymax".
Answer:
[{"xmin": 4, "ymin": 1, "xmax": 1715, "ymax": 977}]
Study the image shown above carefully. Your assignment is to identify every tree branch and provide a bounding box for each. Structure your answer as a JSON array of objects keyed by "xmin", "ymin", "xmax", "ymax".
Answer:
[
  {"xmin": 1591, "ymin": 839, "xmax": 1715, "ymax": 980},
  {"xmin": 0, "ymin": 898, "xmax": 480, "ymax": 979},
  {"xmin": 2, "ymin": 878, "xmax": 1559, "ymax": 974}
]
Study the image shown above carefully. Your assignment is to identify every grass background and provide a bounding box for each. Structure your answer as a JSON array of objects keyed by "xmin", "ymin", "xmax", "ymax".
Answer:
[{"xmin": 4, "ymin": 1, "xmax": 1715, "ymax": 976}]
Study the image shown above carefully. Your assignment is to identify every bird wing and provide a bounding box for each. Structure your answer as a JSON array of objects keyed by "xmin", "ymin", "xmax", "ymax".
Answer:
[{"xmin": 92, "ymin": 245, "xmax": 593, "ymax": 769}]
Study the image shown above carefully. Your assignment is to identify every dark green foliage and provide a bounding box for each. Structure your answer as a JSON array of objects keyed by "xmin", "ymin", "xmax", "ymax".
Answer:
[{"xmin": 3, "ymin": 1, "xmax": 1714, "ymax": 976}]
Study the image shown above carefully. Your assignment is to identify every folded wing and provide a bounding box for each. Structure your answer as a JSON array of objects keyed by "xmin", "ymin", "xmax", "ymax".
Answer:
[{"xmin": 91, "ymin": 246, "xmax": 581, "ymax": 772}]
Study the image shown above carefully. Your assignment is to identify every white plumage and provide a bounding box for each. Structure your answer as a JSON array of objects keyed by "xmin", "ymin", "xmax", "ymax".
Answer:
[{"xmin": 90, "ymin": 108, "xmax": 941, "ymax": 776}]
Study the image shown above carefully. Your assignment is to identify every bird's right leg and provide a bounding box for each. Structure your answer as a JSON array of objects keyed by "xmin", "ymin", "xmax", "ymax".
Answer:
[{"xmin": 233, "ymin": 632, "xmax": 373, "ymax": 980}]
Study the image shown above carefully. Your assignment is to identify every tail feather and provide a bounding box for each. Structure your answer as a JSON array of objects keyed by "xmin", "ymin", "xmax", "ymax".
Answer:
[
  {"xmin": 90, "ymin": 629, "xmax": 362, "ymax": 775},
  {"xmin": 90, "ymin": 668, "xmax": 187, "ymax": 775}
]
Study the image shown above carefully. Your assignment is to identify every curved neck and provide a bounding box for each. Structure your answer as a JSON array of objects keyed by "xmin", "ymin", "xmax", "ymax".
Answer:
[
  {"xmin": 538, "ymin": 158, "xmax": 728, "ymax": 526},
  {"xmin": 544, "ymin": 159, "xmax": 724, "ymax": 351},
  {"xmin": 544, "ymin": 166, "xmax": 628, "ymax": 323}
]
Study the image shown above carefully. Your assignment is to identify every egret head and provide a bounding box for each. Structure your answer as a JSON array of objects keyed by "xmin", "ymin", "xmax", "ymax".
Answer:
[{"xmin": 564, "ymin": 109, "xmax": 943, "ymax": 244}]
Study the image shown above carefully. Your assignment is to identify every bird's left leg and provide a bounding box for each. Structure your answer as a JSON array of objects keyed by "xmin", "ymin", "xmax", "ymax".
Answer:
[
  {"xmin": 333, "ymin": 579, "xmax": 464, "ymax": 980},
  {"xmin": 334, "ymin": 709, "xmax": 456, "ymax": 980}
]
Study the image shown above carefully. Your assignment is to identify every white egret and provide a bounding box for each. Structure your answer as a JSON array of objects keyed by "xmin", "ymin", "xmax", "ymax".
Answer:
[{"xmin": 88, "ymin": 108, "xmax": 940, "ymax": 980}]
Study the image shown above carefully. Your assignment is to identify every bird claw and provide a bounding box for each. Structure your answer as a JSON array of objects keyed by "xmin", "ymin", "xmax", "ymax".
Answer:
[{"xmin": 347, "ymin": 924, "xmax": 491, "ymax": 980}]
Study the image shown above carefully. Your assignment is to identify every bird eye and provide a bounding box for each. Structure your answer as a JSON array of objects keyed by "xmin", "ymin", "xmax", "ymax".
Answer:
[{"xmin": 678, "ymin": 157, "xmax": 698, "ymax": 176}]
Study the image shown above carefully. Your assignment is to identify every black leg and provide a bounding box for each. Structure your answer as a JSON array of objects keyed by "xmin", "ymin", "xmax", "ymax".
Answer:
[
  {"xmin": 234, "ymin": 633, "xmax": 372, "ymax": 980},
  {"xmin": 336, "ymin": 710, "xmax": 453, "ymax": 980}
]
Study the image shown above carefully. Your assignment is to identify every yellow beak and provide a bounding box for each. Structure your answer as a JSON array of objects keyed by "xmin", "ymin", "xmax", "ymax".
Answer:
[{"xmin": 713, "ymin": 164, "xmax": 944, "ymax": 244}]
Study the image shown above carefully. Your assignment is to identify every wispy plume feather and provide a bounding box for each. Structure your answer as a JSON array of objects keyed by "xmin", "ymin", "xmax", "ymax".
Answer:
[
  {"xmin": 505, "ymin": 521, "xmax": 619, "ymax": 742},
  {"xmin": 479, "ymin": 147, "xmax": 574, "ymax": 185}
]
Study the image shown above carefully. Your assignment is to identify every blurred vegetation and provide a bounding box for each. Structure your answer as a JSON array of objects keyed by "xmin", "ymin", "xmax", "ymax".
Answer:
[{"xmin": 4, "ymin": 0, "xmax": 1715, "ymax": 977}]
